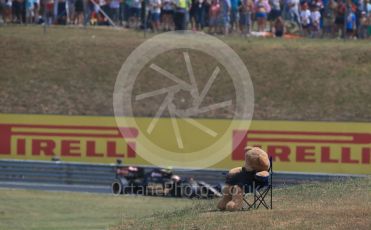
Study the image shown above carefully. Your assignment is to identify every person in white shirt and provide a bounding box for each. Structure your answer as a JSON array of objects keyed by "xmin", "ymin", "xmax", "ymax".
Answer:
[
  {"xmin": 300, "ymin": 2, "xmax": 311, "ymax": 36},
  {"xmin": 129, "ymin": 0, "xmax": 142, "ymax": 28},
  {"xmin": 150, "ymin": 0, "xmax": 161, "ymax": 31},
  {"xmin": 310, "ymin": 5, "xmax": 321, "ymax": 37},
  {"xmin": 162, "ymin": 0, "xmax": 174, "ymax": 31}
]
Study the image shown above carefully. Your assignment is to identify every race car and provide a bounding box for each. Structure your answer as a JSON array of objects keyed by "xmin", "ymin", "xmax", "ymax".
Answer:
[
  {"xmin": 111, "ymin": 165, "xmax": 221, "ymax": 198},
  {"xmin": 111, "ymin": 165, "xmax": 145, "ymax": 194}
]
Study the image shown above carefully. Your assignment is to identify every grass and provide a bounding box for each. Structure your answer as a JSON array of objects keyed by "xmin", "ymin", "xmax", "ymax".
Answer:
[
  {"xmin": 0, "ymin": 25, "xmax": 370, "ymax": 121},
  {"xmin": 0, "ymin": 188, "xmax": 194, "ymax": 230},
  {"xmin": 0, "ymin": 177, "xmax": 369, "ymax": 230},
  {"xmin": 114, "ymin": 177, "xmax": 371, "ymax": 230}
]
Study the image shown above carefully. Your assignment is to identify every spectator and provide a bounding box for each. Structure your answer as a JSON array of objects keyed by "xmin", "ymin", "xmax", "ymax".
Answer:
[
  {"xmin": 272, "ymin": 15, "xmax": 285, "ymax": 36},
  {"xmin": 162, "ymin": 0, "xmax": 174, "ymax": 31},
  {"xmin": 219, "ymin": 0, "xmax": 231, "ymax": 35},
  {"xmin": 2, "ymin": 0, "xmax": 370, "ymax": 39},
  {"xmin": 174, "ymin": 0, "xmax": 190, "ymax": 30},
  {"xmin": 149, "ymin": 0, "xmax": 160, "ymax": 31},
  {"xmin": 33, "ymin": 0, "xmax": 39, "ymax": 22},
  {"xmin": 345, "ymin": 0, "xmax": 356, "ymax": 13},
  {"xmin": 254, "ymin": 0, "xmax": 270, "ymax": 32},
  {"xmin": 345, "ymin": 4, "xmax": 356, "ymax": 38},
  {"xmin": 239, "ymin": 0, "xmax": 254, "ymax": 35},
  {"xmin": 67, "ymin": 0, "xmax": 74, "ymax": 24},
  {"xmin": 12, "ymin": 0, "xmax": 23, "ymax": 23},
  {"xmin": 229, "ymin": 0, "xmax": 238, "ymax": 32},
  {"xmin": 286, "ymin": 0, "xmax": 301, "ymax": 29},
  {"xmin": 334, "ymin": 0, "xmax": 345, "ymax": 38},
  {"xmin": 123, "ymin": 0, "xmax": 131, "ymax": 26},
  {"xmin": 322, "ymin": 0, "xmax": 337, "ymax": 37},
  {"xmin": 268, "ymin": 0, "xmax": 281, "ymax": 32},
  {"xmin": 0, "ymin": 0, "xmax": 4, "ymax": 24},
  {"xmin": 46, "ymin": 0, "xmax": 54, "ymax": 24},
  {"xmin": 190, "ymin": 0, "xmax": 196, "ymax": 29},
  {"xmin": 300, "ymin": 2, "xmax": 311, "ymax": 36},
  {"xmin": 110, "ymin": 0, "xmax": 120, "ymax": 23},
  {"xmin": 97, "ymin": 0, "xmax": 111, "ymax": 25},
  {"xmin": 355, "ymin": 0, "xmax": 363, "ymax": 34},
  {"xmin": 25, "ymin": 0, "xmax": 34, "ymax": 24},
  {"xmin": 3, "ymin": 0, "xmax": 12, "ymax": 23},
  {"xmin": 193, "ymin": 0, "xmax": 207, "ymax": 30},
  {"xmin": 84, "ymin": 0, "xmax": 95, "ymax": 25},
  {"xmin": 118, "ymin": 0, "xmax": 124, "ymax": 25},
  {"xmin": 74, "ymin": 0, "xmax": 83, "ymax": 24},
  {"xmin": 140, "ymin": 0, "xmax": 147, "ymax": 29},
  {"xmin": 129, "ymin": 0, "xmax": 141, "ymax": 28},
  {"xmin": 208, "ymin": 0, "xmax": 220, "ymax": 33},
  {"xmin": 313, "ymin": 0, "xmax": 324, "ymax": 28},
  {"xmin": 57, "ymin": 0, "xmax": 67, "ymax": 24},
  {"xmin": 358, "ymin": 10, "xmax": 367, "ymax": 37},
  {"xmin": 367, "ymin": 0, "xmax": 371, "ymax": 15},
  {"xmin": 310, "ymin": 4, "xmax": 321, "ymax": 37}
]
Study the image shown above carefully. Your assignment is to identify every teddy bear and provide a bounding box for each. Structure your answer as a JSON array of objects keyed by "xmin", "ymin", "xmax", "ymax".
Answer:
[{"xmin": 217, "ymin": 146, "xmax": 270, "ymax": 211}]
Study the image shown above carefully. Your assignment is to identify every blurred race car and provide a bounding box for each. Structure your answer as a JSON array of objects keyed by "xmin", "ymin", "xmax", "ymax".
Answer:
[
  {"xmin": 111, "ymin": 165, "xmax": 145, "ymax": 194},
  {"xmin": 111, "ymin": 165, "xmax": 221, "ymax": 198}
]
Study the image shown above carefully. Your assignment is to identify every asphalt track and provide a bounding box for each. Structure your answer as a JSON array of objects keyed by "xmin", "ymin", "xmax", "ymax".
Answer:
[
  {"xmin": 0, "ymin": 159, "xmax": 365, "ymax": 194},
  {"xmin": 0, "ymin": 172, "xmax": 364, "ymax": 194}
]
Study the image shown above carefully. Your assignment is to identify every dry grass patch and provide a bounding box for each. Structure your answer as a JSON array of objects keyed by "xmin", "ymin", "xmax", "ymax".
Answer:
[{"xmin": 113, "ymin": 177, "xmax": 370, "ymax": 230}]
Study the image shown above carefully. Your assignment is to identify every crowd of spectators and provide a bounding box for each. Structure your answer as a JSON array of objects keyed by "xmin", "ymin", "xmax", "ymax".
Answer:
[{"xmin": 0, "ymin": 0, "xmax": 370, "ymax": 38}]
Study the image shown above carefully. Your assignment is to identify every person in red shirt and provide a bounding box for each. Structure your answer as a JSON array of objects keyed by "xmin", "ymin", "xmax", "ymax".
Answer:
[{"xmin": 208, "ymin": 0, "xmax": 220, "ymax": 34}]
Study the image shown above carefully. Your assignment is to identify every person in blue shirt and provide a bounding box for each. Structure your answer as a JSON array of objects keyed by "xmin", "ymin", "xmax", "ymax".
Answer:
[
  {"xmin": 230, "ymin": 0, "xmax": 238, "ymax": 32},
  {"xmin": 346, "ymin": 9, "xmax": 356, "ymax": 38},
  {"xmin": 218, "ymin": 0, "xmax": 231, "ymax": 35},
  {"xmin": 25, "ymin": 0, "xmax": 34, "ymax": 23}
]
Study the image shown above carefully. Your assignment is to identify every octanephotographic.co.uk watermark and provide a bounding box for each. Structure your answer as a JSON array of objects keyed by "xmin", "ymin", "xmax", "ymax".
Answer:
[{"xmin": 113, "ymin": 31, "xmax": 254, "ymax": 169}]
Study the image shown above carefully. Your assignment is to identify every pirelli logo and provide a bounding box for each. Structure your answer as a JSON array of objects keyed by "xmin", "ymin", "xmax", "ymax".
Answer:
[
  {"xmin": 232, "ymin": 130, "xmax": 371, "ymax": 164},
  {"xmin": 0, "ymin": 114, "xmax": 370, "ymax": 173},
  {"xmin": 0, "ymin": 124, "xmax": 138, "ymax": 159}
]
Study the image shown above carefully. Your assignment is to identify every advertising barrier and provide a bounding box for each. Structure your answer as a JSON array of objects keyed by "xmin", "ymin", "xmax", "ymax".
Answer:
[{"xmin": 0, "ymin": 114, "xmax": 370, "ymax": 174}]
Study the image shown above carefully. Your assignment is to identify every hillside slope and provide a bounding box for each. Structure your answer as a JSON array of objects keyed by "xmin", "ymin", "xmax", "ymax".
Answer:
[{"xmin": 0, "ymin": 26, "xmax": 370, "ymax": 121}]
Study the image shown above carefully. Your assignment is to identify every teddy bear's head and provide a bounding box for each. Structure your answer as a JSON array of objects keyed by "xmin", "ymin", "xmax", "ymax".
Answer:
[{"xmin": 244, "ymin": 146, "xmax": 270, "ymax": 172}]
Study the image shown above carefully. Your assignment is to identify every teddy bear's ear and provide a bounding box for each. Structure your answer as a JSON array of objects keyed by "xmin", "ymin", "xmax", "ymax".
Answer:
[{"xmin": 244, "ymin": 146, "xmax": 254, "ymax": 152}]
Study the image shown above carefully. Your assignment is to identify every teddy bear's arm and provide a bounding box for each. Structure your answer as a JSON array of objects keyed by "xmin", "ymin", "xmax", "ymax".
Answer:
[{"xmin": 225, "ymin": 167, "xmax": 243, "ymax": 186}]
